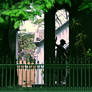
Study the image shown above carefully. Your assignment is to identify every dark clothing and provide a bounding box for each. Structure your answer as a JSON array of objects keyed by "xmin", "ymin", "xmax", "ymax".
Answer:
[
  {"xmin": 56, "ymin": 44, "xmax": 67, "ymax": 64},
  {"xmin": 55, "ymin": 43, "xmax": 68, "ymax": 85}
]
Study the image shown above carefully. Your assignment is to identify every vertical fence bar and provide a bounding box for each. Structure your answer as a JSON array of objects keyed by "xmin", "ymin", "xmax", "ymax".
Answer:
[
  {"xmin": 25, "ymin": 59, "xmax": 27, "ymax": 87},
  {"xmin": 57, "ymin": 63, "xmax": 59, "ymax": 87},
  {"xmin": 60, "ymin": 64, "xmax": 62, "ymax": 87},
  {"xmin": 17, "ymin": 58, "xmax": 19, "ymax": 87},
  {"xmin": 41, "ymin": 64, "xmax": 42, "ymax": 87},
  {"xmin": 49, "ymin": 58, "xmax": 51, "ymax": 87},
  {"xmin": 9, "ymin": 57, "xmax": 11, "ymax": 87},
  {"xmin": 53, "ymin": 65, "xmax": 54, "ymax": 87},
  {"xmin": 48, "ymin": 65, "xmax": 50, "ymax": 87},
  {"xmin": 81, "ymin": 57, "xmax": 82, "ymax": 88},
  {"xmin": 65, "ymin": 59, "xmax": 68, "ymax": 88},
  {"xmin": 52, "ymin": 64, "xmax": 54, "ymax": 87},
  {"xmin": 51, "ymin": 68, "xmax": 53, "ymax": 87},
  {"xmin": 44, "ymin": 64, "xmax": 46, "ymax": 87},
  {"xmin": 1, "ymin": 63, "xmax": 3, "ymax": 88},
  {"xmin": 89, "ymin": 57, "xmax": 90, "ymax": 88},
  {"xmin": 58, "ymin": 67, "xmax": 59, "ymax": 87},
  {"xmin": 13, "ymin": 59, "xmax": 16, "ymax": 87},
  {"xmin": 29, "ymin": 62, "xmax": 31, "ymax": 87},
  {"xmin": 73, "ymin": 57, "xmax": 74, "ymax": 88},
  {"xmin": 5, "ymin": 56, "xmax": 7, "ymax": 88},
  {"xmin": 22, "ymin": 60, "xmax": 23, "ymax": 87},
  {"xmin": 53, "ymin": 62, "xmax": 55, "ymax": 87},
  {"xmin": 34, "ymin": 63, "xmax": 35, "ymax": 86},
  {"xmin": 1, "ymin": 56, "xmax": 4, "ymax": 88},
  {"xmin": 69, "ymin": 56, "xmax": 71, "ymax": 88},
  {"xmin": 29, "ymin": 58, "xmax": 31, "ymax": 87},
  {"xmin": 85, "ymin": 56, "xmax": 86, "ymax": 87},
  {"xmin": 37, "ymin": 63, "xmax": 39, "ymax": 86},
  {"xmin": 77, "ymin": 57, "xmax": 79, "ymax": 88},
  {"xmin": 73, "ymin": 65, "xmax": 74, "ymax": 87},
  {"xmin": 71, "ymin": 57, "xmax": 73, "ymax": 88},
  {"xmin": 54, "ymin": 62, "xmax": 57, "ymax": 87}
]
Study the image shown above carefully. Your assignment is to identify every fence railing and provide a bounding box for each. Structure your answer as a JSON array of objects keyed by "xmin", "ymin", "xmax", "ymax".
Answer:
[{"xmin": 0, "ymin": 56, "xmax": 92, "ymax": 89}]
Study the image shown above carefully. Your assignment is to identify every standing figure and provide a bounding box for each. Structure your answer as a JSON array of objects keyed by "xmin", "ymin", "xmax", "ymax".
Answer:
[{"xmin": 55, "ymin": 37, "xmax": 68, "ymax": 85}]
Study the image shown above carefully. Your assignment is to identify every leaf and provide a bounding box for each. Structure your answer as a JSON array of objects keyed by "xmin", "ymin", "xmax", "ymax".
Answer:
[
  {"xmin": 56, "ymin": 0, "xmax": 64, "ymax": 4},
  {"xmin": 9, "ymin": 10, "xmax": 18, "ymax": 17},
  {"xmin": 88, "ymin": 3, "xmax": 92, "ymax": 11},
  {"xmin": 44, "ymin": 0, "xmax": 54, "ymax": 9},
  {"xmin": 51, "ymin": 0, "xmax": 55, "ymax": 4},
  {"xmin": 2, "ymin": 3, "xmax": 9, "ymax": 9},
  {"xmin": 14, "ymin": 20, "xmax": 22, "ymax": 29},
  {"xmin": 1, "ymin": 10, "xmax": 10, "ymax": 16},
  {"xmin": 46, "ymin": 2, "xmax": 52, "ymax": 8},
  {"xmin": 12, "ymin": 5, "xmax": 15, "ymax": 9},
  {"xmin": 78, "ymin": 3, "xmax": 89, "ymax": 11},
  {"xmin": 65, "ymin": 0, "xmax": 71, "ymax": 7},
  {"xmin": 0, "ymin": 17, "xmax": 5, "ymax": 23},
  {"xmin": 40, "ymin": 4, "xmax": 45, "ymax": 10}
]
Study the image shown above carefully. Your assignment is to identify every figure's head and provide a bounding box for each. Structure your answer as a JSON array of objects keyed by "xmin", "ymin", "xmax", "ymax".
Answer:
[{"xmin": 60, "ymin": 39, "xmax": 66, "ymax": 46}]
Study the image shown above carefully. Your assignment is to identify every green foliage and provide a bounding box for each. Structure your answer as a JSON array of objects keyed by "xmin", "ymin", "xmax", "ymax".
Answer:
[
  {"xmin": 14, "ymin": 20, "xmax": 22, "ymax": 29},
  {"xmin": 0, "ymin": 0, "xmax": 72, "ymax": 30},
  {"xmin": 44, "ymin": 0, "xmax": 55, "ymax": 9},
  {"xmin": 86, "ymin": 48, "xmax": 92, "ymax": 57},
  {"xmin": 1, "ymin": 8, "xmax": 31, "ymax": 29},
  {"xmin": 18, "ymin": 33, "xmax": 36, "ymax": 51},
  {"xmin": 31, "ymin": 0, "xmax": 71, "ymax": 14},
  {"xmin": 78, "ymin": 0, "xmax": 92, "ymax": 11},
  {"xmin": 2, "ymin": 2, "xmax": 9, "ymax": 9},
  {"xmin": 70, "ymin": 18, "xmax": 81, "ymax": 31},
  {"xmin": 56, "ymin": 0, "xmax": 64, "ymax": 4},
  {"xmin": 1, "ymin": 0, "xmax": 91, "ymax": 30},
  {"xmin": 79, "ymin": 3, "xmax": 89, "ymax": 11},
  {"xmin": 0, "ymin": 17, "xmax": 5, "ymax": 23},
  {"xmin": 74, "ymin": 33, "xmax": 87, "ymax": 47},
  {"xmin": 56, "ymin": 0, "xmax": 71, "ymax": 7},
  {"xmin": 0, "ymin": 0, "xmax": 31, "ymax": 29},
  {"xmin": 18, "ymin": 33, "xmax": 36, "ymax": 60},
  {"xmin": 65, "ymin": 0, "xmax": 71, "ymax": 7}
]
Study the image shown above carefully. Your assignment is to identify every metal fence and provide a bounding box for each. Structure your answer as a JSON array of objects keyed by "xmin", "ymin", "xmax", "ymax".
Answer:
[{"xmin": 0, "ymin": 56, "xmax": 92, "ymax": 89}]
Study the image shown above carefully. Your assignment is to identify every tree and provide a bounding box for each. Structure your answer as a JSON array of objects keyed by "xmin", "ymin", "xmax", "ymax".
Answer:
[
  {"xmin": 18, "ymin": 33, "xmax": 36, "ymax": 59},
  {"xmin": 69, "ymin": 0, "xmax": 92, "ymax": 56}
]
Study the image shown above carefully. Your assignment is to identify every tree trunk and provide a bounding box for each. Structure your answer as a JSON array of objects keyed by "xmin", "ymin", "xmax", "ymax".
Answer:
[
  {"xmin": 44, "ymin": 8, "xmax": 56, "ymax": 86},
  {"xmin": 44, "ymin": 3, "xmax": 70, "ymax": 86},
  {"xmin": 0, "ymin": 18, "xmax": 18, "ymax": 87}
]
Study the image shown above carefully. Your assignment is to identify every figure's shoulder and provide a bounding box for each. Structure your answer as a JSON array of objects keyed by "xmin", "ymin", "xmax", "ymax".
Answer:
[{"xmin": 60, "ymin": 46, "xmax": 65, "ymax": 50}]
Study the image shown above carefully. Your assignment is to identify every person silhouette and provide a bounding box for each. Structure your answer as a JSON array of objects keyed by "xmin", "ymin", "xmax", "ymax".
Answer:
[
  {"xmin": 55, "ymin": 38, "xmax": 68, "ymax": 63},
  {"xmin": 55, "ymin": 37, "xmax": 68, "ymax": 85}
]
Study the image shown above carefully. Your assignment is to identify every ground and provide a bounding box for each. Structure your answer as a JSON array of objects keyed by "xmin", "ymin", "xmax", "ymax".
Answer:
[{"xmin": 0, "ymin": 88, "xmax": 92, "ymax": 92}]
